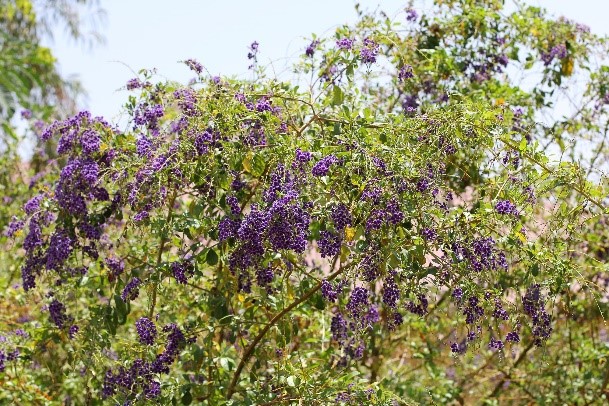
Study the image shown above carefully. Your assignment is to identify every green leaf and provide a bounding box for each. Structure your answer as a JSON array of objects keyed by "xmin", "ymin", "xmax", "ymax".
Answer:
[
  {"xmin": 519, "ymin": 137, "xmax": 527, "ymax": 152},
  {"xmin": 181, "ymin": 390, "xmax": 193, "ymax": 405},
  {"xmin": 332, "ymin": 85, "xmax": 344, "ymax": 105},
  {"xmin": 206, "ymin": 248, "xmax": 218, "ymax": 266}
]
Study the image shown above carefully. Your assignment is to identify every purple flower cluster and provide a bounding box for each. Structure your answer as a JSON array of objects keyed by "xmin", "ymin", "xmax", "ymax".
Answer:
[
  {"xmin": 361, "ymin": 185, "xmax": 382, "ymax": 204},
  {"xmin": 184, "ymin": 58, "xmax": 203, "ymax": 74},
  {"xmin": 136, "ymin": 317, "xmax": 157, "ymax": 345},
  {"xmin": 382, "ymin": 276, "xmax": 400, "ymax": 308},
  {"xmin": 23, "ymin": 195, "xmax": 42, "ymax": 215},
  {"xmin": 171, "ymin": 260, "xmax": 194, "ymax": 284},
  {"xmin": 247, "ymin": 41, "xmax": 259, "ymax": 69},
  {"xmin": 136, "ymin": 134, "xmax": 154, "ymax": 157},
  {"xmin": 45, "ymin": 230, "xmax": 73, "ymax": 271},
  {"xmin": 406, "ymin": 295, "xmax": 428, "ymax": 316},
  {"xmin": 358, "ymin": 247, "xmax": 381, "ymax": 281},
  {"xmin": 227, "ymin": 166, "xmax": 311, "ymax": 281},
  {"xmin": 331, "ymin": 313, "xmax": 348, "ymax": 342},
  {"xmin": 463, "ymin": 296, "xmax": 484, "ymax": 324},
  {"xmin": 364, "ymin": 198, "xmax": 404, "ymax": 232},
  {"xmin": 452, "ymin": 237, "xmax": 508, "ymax": 272},
  {"xmin": 331, "ymin": 203, "xmax": 352, "ymax": 230},
  {"xmin": 321, "ymin": 280, "xmax": 338, "ymax": 302},
  {"xmin": 134, "ymin": 103, "xmax": 164, "ymax": 133},
  {"xmin": 346, "ymin": 287, "xmax": 369, "ymax": 318},
  {"xmin": 4, "ymin": 217, "xmax": 25, "ymax": 237},
  {"xmin": 305, "ymin": 39, "xmax": 320, "ymax": 57},
  {"xmin": 398, "ymin": 64, "xmax": 414, "ymax": 81},
  {"xmin": 492, "ymin": 300, "xmax": 509, "ymax": 320},
  {"xmin": 488, "ymin": 337, "xmax": 504, "ymax": 350},
  {"xmin": 102, "ymin": 324, "xmax": 186, "ymax": 401},
  {"xmin": 318, "ymin": 230, "xmax": 341, "ymax": 257},
  {"xmin": 406, "ymin": 8, "xmax": 418, "ymax": 22},
  {"xmin": 312, "ymin": 154, "xmax": 339, "ymax": 177},
  {"xmin": 506, "ymin": 331, "xmax": 520, "ymax": 343},
  {"xmin": 174, "ymin": 88, "xmax": 198, "ymax": 116},
  {"xmin": 541, "ymin": 43, "xmax": 567, "ymax": 66},
  {"xmin": 495, "ymin": 199, "xmax": 518, "ymax": 216},
  {"xmin": 121, "ymin": 277, "xmax": 142, "ymax": 302},
  {"xmin": 80, "ymin": 129, "xmax": 100, "ymax": 155},
  {"xmin": 360, "ymin": 37, "xmax": 379, "ymax": 64},
  {"xmin": 255, "ymin": 267, "xmax": 274, "ymax": 287},
  {"xmin": 421, "ymin": 227, "xmax": 437, "ymax": 241},
  {"xmin": 336, "ymin": 38, "xmax": 354, "ymax": 50},
  {"xmin": 452, "ymin": 287, "xmax": 463, "ymax": 301},
  {"xmin": 49, "ymin": 298, "xmax": 72, "ymax": 329},
  {"xmin": 126, "ymin": 78, "xmax": 144, "ymax": 90},
  {"xmin": 522, "ymin": 284, "xmax": 553, "ymax": 346}
]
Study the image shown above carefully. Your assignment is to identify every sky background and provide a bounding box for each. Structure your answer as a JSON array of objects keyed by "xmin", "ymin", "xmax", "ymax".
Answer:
[{"xmin": 45, "ymin": 0, "xmax": 609, "ymax": 123}]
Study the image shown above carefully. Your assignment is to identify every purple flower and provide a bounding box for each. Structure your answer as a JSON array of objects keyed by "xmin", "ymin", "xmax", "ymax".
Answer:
[
  {"xmin": 219, "ymin": 217, "xmax": 240, "ymax": 241},
  {"xmin": 293, "ymin": 149, "xmax": 312, "ymax": 170},
  {"xmin": 406, "ymin": 295, "xmax": 428, "ymax": 316},
  {"xmin": 312, "ymin": 155, "xmax": 339, "ymax": 177},
  {"xmin": 318, "ymin": 230, "xmax": 341, "ymax": 258},
  {"xmin": 46, "ymin": 230, "xmax": 73, "ymax": 270},
  {"xmin": 365, "ymin": 209, "xmax": 385, "ymax": 232},
  {"xmin": 126, "ymin": 78, "xmax": 143, "ymax": 90},
  {"xmin": 336, "ymin": 38, "xmax": 354, "ymax": 50},
  {"xmin": 184, "ymin": 58, "xmax": 203, "ymax": 74},
  {"xmin": 488, "ymin": 337, "xmax": 504, "ymax": 350},
  {"xmin": 360, "ymin": 38, "xmax": 379, "ymax": 64},
  {"xmin": 463, "ymin": 296, "xmax": 484, "ymax": 324},
  {"xmin": 452, "ymin": 287, "xmax": 463, "ymax": 301},
  {"xmin": 136, "ymin": 317, "xmax": 157, "ymax": 345},
  {"xmin": 406, "ymin": 8, "xmax": 418, "ymax": 22},
  {"xmin": 105, "ymin": 257, "xmax": 125, "ymax": 281},
  {"xmin": 398, "ymin": 64, "xmax": 414, "ymax": 81},
  {"xmin": 386, "ymin": 198, "xmax": 403, "ymax": 224},
  {"xmin": 144, "ymin": 381, "xmax": 161, "ymax": 399},
  {"xmin": 321, "ymin": 280, "xmax": 338, "ymax": 302},
  {"xmin": 247, "ymin": 41, "xmax": 259, "ymax": 63},
  {"xmin": 451, "ymin": 341, "xmax": 467, "ymax": 354},
  {"xmin": 121, "ymin": 277, "xmax": 142, "ymax": 301},
  {"xmin": 69, "ymin": 325, "xmax": 79, "ymax": 339},
  {"xmin": 330, "ymin": 204, "xmax": 352, "ymax": 232},
  {"xmin": 331, "ymin": 313, "xmax": 348, "ymax": 342},
  {"xmin": 347, "ymin": 287, "xmax": 369, "ymax": 318},
  {"xmin": 421, "ymin": 228, "xmax": 437, "ymax": 241},
  {"xmin": 305, "ymin": 39, "xmax": 320, "ymax": 57},
  {"xmin": 382, "ymin": 277, "xmax": 400, "ymax": 308},
  {"xmin": 23, "ymin": 195, "xmax": 42, "ymax": 215},
  {"xmin": 541, "ymin": 43, "xmax": 568, "ymax": 66},
  {"xmin": 361, "ymin": 185, "xmax": 382, "ymax": 204},
  {"xmin": 49, "ymin": 299, "xmax": 71, "ymax": 329},
  {"xmin": 255, "ymin": 267, "xmax": 274, "ymax": 286},
  {"xmin": 171, "ymin": 261, "xmax": 193, "ymax": 284},
  {"xmin": 134, "ymin": 211, "xmax": 149, "ymax": 222},
  {"xmin": 495, "ymin": 200, "xmax": 518, "ymax": 216},
  {"xmin": 80, "ymin": 129, "xmax": 100, "ymax": 154},
  {"xmin": 522, "ymin": 284, "xmax": 553, "ymax": 345},
  {"xmin": 4, "ymin": 216, "xmax": 25, "ymax": 237},
  {"xmin": 136, "ymin": 135, "xmax": 154, "ymax": 157}
]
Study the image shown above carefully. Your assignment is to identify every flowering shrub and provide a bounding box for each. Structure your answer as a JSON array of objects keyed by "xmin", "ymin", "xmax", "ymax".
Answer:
[{"xmin": 1, "ymin": 1, "xmax": 609, "ymax": 405}]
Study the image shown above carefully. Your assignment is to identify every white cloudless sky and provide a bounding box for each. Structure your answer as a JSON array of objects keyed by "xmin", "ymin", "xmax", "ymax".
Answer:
[{"xmin": 47, "ymin": 0, "xmax": 609, "ymax": 122}]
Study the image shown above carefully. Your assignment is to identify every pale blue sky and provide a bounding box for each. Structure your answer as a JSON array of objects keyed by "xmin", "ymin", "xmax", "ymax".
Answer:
[{"xmin": 47, "ymin": 1, "xmax": 609, "ymax": 122}]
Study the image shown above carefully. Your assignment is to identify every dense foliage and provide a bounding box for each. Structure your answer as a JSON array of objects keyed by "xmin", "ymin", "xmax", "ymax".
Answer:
[{"xmin": 1, "ymin": 1, "xmax": 609, "ymax": 405}]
